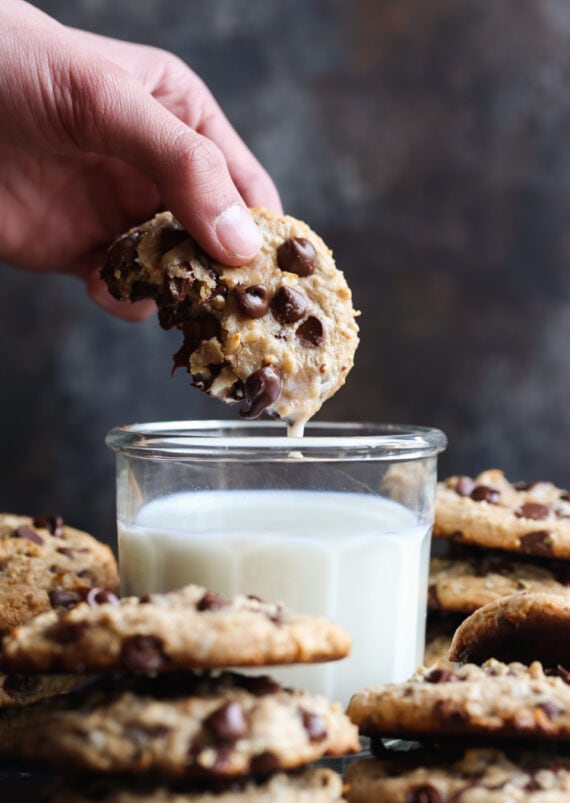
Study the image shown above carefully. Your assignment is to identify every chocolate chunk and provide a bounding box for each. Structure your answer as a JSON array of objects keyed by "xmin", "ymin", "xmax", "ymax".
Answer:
[
  {"xmin": 101, "ymin": 230, "xmax": 142, "ymax": 300},
  {"xmin": 424, "ymin": 668, "xmax": 458, "ymax": 684},
  {"xmin": 561, "ymin": 492, "xmax": 570, "ymax": 502},
  {"xmin": 434, "ymin": 698, "xmax": 468, "ymax": 726},
  {"xmin": 404, "ymin": 785, "xmax": 443, "ymax": 803},
  {"xmin": 516, "ymin": 503, "xmax": 550, "ymax": 520},
  {"xmin": 196, "ymin": 590, "xmax": 230, "ymax": 611},
  {"xmin": 470, "ymin": 485, "xmax": 500, "ymax": 504},
  {"xmin": 452, "ymin": 476, "xmax": 475, "ymax": 497},
  {"xmin": 519, "ymin": 530, "xmax": 553, "ymax": 556},
  {"xmin": 86, "ymin": 588, "xmax": 119, "ymax": 607},
  {"xmin": 514, "ymin": 481, "xmax": 537, "ymax": 491},
  {"xmin": 33, "ymin": 514, "xmax": 64, "ymax": 536},
  {"xmin": 121, "ymin": 636, "xmax": 167, "ymax": 672},
  {"xmin": 240, "ymin": 365, "xmax": 283, "ymax": 419},
  {"xmin": 159, "ymin": 227, "xmax": 189, "ymax": 254},
  {"xmin": 277, "ymin": 237, "xmax": 317, "ymax": 276},
  {"xmin": 2, "ymin": 674, "xmax": 40, "ymax": 699},
  {"xmin": 249, "ymin": 751, "xmax": 279, "ymax": 775},
  {"xmin": 56, "ymin": 547, "xmax": 75, "ymax": 558},
  {"xmin": 204, "ymin": 701, "xmax": 249, "ymax": 743},
  {"xmin": 48, "ymin": 590, "xmax": 82, "ymax": 609},
  {"xmin": 234, "ymin": 284, "xmax": 269, "ymax": 319},
  {"xmin": 271, "ymin": 286, "xmax": 309, "ymax": 324},
  {"xmin": 172, "ymin": 315, "xmax": 221, "ymax": 371},
  {"xmin": 13, "ymin": 525, "xmax": 43, "ymax": 545},
  {"xmin": 296, "ymin": 316, "xmax": 324, "ymax": 348},
  {"xmin": 299, "ymin": 708, "xmax": 327, "ymax": 741}
]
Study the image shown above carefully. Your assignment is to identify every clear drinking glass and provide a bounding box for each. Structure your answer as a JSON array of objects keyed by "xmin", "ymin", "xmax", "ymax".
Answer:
[{"xmin": 106, "ymin": 420, "xmax": 446, "ymax": 704}]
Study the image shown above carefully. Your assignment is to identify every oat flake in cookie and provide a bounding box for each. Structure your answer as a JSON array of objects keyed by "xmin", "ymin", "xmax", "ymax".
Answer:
[
  {"xmin": 0, "ymin": 512, "xmax": 119, "ymax": 631},
  {"xmin": 434, "ymin": 469, "xmax": 570, "ymax": 559},
  {"xmin": 101, "ymin": 208, "xmax": 359, "ymax": 434}
]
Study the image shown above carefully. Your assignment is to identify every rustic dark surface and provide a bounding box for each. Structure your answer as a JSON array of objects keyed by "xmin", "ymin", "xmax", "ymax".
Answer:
[{"xmin": 2, "ymin": 0, "xmax": 570, "ymax": 546}]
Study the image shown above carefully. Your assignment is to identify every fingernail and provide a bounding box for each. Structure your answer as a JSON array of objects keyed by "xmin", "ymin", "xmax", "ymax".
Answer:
[{"xmin": 215, "ymin": 205, "xmax": 263, "ymax": 259}]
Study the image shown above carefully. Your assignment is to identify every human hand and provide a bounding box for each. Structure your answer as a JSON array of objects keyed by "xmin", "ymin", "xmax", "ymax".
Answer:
[{"xmin": 0, "ymin": 1, "xmax": 282, "ymax": 320}]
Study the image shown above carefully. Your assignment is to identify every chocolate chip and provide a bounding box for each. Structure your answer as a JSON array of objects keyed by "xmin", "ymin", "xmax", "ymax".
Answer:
[
  {"xmin": 249, "ymin": 751, "xmax": 279, "ymax": 776},
  {"xmin": 2, "ymin": 674, "xmax": 40, "ymax": 699},
  {"xmin": 101, "ymin": 230, "xmax": 143, "ymax": 300},
  {"xmin": 271, "ymin": 286, "xmax": 309, "ymax": 324},
  {"xmin": 277, "ymin": 238, "xmax": 317, "ymax": 276},
  {"xmin": 561, "ymin": 492, "xmax": 570, "ymax": 502},
  {"xmin": 121, "ymin": 636, "xmax": 167, "ymax": 672},
  {"xmin": 299, "ymin": 708, "xmax": 327, "ymax": 742},
  {"xmin": 427, "ymin": 585, "xmax": 441, "ymax": 610},
  {"xmin": 240, "ymin": 365, "xmax": 283, "ymax": 419},
  {"xmin": 13, "ymin": 526, "xmax": 43, "ymax": 545},
  {"xmin": 196, "ymin": 590, "xmax": 230, "ymax": 612},
  {"xmin": 234, "ymin": 284, "xmax": 269, "ymax": 319},
  {"xmin": 296, "ymin": 316, "xmax": 324, "ymax": 348},
  {"xmin": 434, "ymin": 698, "xmax": 468, "ymax": 726},
  {"xmin": 56, "ymin": 548, "xmax": 75, "ymax": 558},
  {"xmin": 537, "ymin": 700, "xmax": 563, "ymax": 719},
  {"xmin": 236, "ymin": 675, "xmax": 281, "ymax": 696},
  {"xmin": 519, "ymin": 530, "xmax": 553, "ymax": 556},
  {"xmin": 557, "ymin": 665, "xmax": 570, "ymax": 684},
  {"xmin": 515, "ymin": 503, "xmax": 550, "ymax": 520},
  {"xmin": 33, "ymin": 514, "xmax": 64, "ymax": 536},
  {"xmin": 404, "ymin": 785, "xmax": 443, "ymax": 803},
  {"xmin": 159, "ymin": 227, "xmax": 189, "ymax": 253},
  {"xmin": 48, "ymin": 590, "xmax": 82, "ymax": 609},
  {"xmin": 204, "ymin": 701, "xmax": 249, "ymax": 743},
  {"xmin": 514, "ymin": 481, "xmax": 537, "ymax": 491},
  {"xmin": 452, "ymin": 476, "xmax": 475, "ymax": 497},
  {"xmin": 0, "ymin": 558, "xmax": 9, "ymax": 571},
  {"xmin": 424, "ymin": 668, "xmax": 458, "ymax": 684},
  {"xmin": 470, "ymin": 485, "xmax": 500, "ymax": 504},
  {"xmin": 86, "ymin": 588, "xmax": 119, "ymax": 607}
]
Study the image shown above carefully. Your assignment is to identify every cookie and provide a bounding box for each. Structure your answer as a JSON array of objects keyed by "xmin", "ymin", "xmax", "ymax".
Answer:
[
  {"xmin": 45, "ymin": 767, "xmax": 344, "ymax": 803},
  {"xmin": 0, "ymin": 583, "xmax": 351, "ymax": 673},
  {"xmin": 429, "ymin": 545, "xmax": 570, "ymax": 615},
  {"xmin": 434, "ymin": 469, "xmax": 570, "ymax": 559},
  {"xmin": 346, "ymin": 658, "xmax": 570, "ymax": 741},
  {"xmin": 423, "ymin": 614, "xmax": 461, "ymax": 666},
  {"xmin": 448, "ymin": 591, "xmax": 570, "ymax": 666},
  {"xmin": 11, "ymin": 671, "xmax": 359, "ymax": 777},
  {"xmin": 0, "ymin": 512, "xmax": 119, "ymax": 631},
  {"xmin": 101, "ymin": 208, "xmax": 359, "ymax": 433},
  {"xmin": 0, "ymin": 672, "xmax": 78, "ymax": 708},
  {"xmin": 344, "ymin": 748, "xmax": 570, "ymax": 802}
]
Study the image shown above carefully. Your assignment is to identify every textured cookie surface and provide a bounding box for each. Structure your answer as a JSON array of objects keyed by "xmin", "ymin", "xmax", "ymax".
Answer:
[
  {"xmin": 101, "ymin": 209, "xmax": 359, "ymax": 432},
  {"xmin": 12, "ymin": 672, "xmax": 359, "ymax": 777},
  {"xmin": 345, "ymin": 748, "xmax": 570, "ymax": 802},
  {"xmin": 434, "ymin": 469, "xmax": 570, "ymax": 558},
  {"xmin": 346, "ymin": 659, "xmax": 570, "ymax": 740},
  {"xmin": 45, "ymin": 767, "xmax": 344, "ymax": 803},
  {"xmin": 0, "ymin": 513, "xmax": 119, "ymax": 631},
  {"xmin": 0, "ymin": 584, "xmax": 351, "ymax": 673},
  {"xmin": 448, "ymin": 591, "xmax": 570, "ymax": 666},
  {"xmin": 429, "ymin": 544, "xmax": 570, "ymax": 615}
]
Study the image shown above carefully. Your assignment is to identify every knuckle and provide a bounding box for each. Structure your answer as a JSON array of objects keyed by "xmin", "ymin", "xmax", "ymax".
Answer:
[{"xmin": 180, "ymin": 135, "xmax": 226, "ymax": 180}]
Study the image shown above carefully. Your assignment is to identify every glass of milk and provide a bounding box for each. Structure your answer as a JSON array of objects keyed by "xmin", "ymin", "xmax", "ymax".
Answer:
[{"xmin": 106, "ymin": 421, "xmax": 446, "ymax": 705}]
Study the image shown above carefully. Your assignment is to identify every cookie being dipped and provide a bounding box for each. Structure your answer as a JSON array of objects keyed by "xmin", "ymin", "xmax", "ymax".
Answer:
[{"xmin": 101, "ymin": 208, "xmax": 359, "ymax": 434}]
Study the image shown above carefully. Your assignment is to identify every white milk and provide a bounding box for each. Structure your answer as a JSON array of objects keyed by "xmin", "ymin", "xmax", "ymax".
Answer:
[{"xmin": 119, "ymin": 490, "xmax": 430, "ymax": 705}]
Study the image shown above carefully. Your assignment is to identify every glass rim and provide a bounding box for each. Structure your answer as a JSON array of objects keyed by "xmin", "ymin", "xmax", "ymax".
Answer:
[{"xmin": 106, "ymin": 420, "xmax": 447, "ymax": 462}]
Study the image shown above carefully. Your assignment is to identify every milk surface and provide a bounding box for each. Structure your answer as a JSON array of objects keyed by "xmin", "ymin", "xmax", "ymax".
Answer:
[{"xmin": 119, "ymin": 489, "xmax": 430, "ymax": 705}]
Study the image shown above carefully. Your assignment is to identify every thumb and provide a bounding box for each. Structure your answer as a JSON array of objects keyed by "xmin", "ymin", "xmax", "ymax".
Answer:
[{"xmin": 59, "ymin": 56, "xmax": 263, "ymax": 264}]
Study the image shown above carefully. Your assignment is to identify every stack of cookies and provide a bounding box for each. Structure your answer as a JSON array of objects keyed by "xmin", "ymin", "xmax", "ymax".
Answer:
[
  {"xmin": 426, "ymin": 468, "xmax": 570, "ymax": 663},
  {"xmin": 0, "ymin": 582, "xmax": 360, "ymax": 801}
]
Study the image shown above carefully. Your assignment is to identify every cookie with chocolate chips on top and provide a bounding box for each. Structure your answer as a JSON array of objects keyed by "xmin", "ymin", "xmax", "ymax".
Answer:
[
  {"xmin": 101, "ymin": 208, "xmax": 359, "ymax": 433},
  {"xmin": 8, "ymin": 671, "xmax": 359, "ymax": 777},
  {"xmin": 0, "ymin": 512, "xmax": 119, "ymax": 631},
  {"xmin": 0, "ymin": 583, "xmax": 351, "ymax": 673},
  {"xmin": 434, "ymin": 469, "xmax": 570, "ymax": 559}
]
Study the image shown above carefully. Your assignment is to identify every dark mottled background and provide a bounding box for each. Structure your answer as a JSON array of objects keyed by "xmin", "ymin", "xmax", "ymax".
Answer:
[{"xmin": 2, "ymin": 0, "xmax": 570, "ymax": 546}]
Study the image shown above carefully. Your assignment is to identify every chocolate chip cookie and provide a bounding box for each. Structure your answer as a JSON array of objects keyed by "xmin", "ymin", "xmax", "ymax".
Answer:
[
  {"xmin": 429, "ymin": 545, "xmax": 570, "ymax": 615},
  {"xmin": 46, "ymin": 767, "xmax": 344, "ymax": 803},
  {"xmin": 448, "ymin": 591, "xmax": 570, "ymax": 666},
  {"xmin": 101, "ymin": 208, "xmax": 359, "ymax": 433},
  {"xmin": 0, "ymin": 583, "xmax": 351, "ymax": 673},
  {"xmin": 346, "ymin": 658, "xmax": 570, "ymax": 741},
  {"xmin": 344, "ymin": 747, "xmax": 570, "ymax": 802},
  {"xmin": 11, "ymin": 672, "xmax": 359, "ymax": 777},
  {"xmin": 434, "ymin": 470, "xmax": 570, "ymax": 558},
  {"xmin": 0, "ymin": 513, "xmax": 119, "ymax": 630}
]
